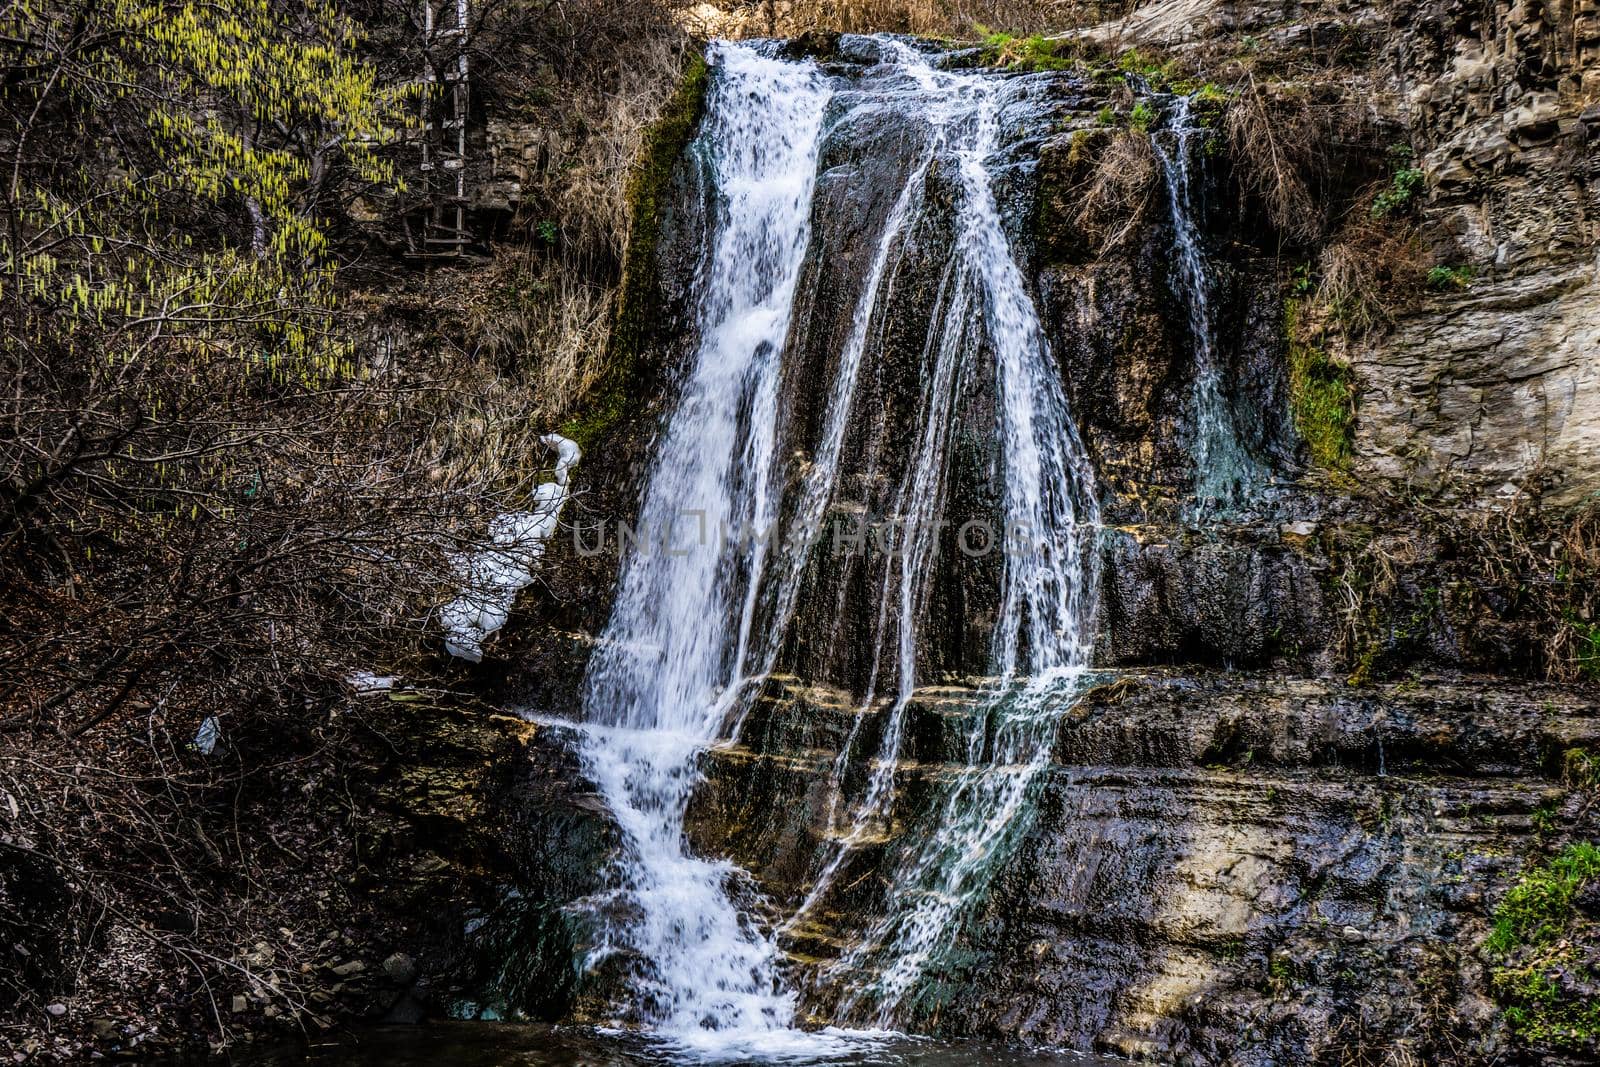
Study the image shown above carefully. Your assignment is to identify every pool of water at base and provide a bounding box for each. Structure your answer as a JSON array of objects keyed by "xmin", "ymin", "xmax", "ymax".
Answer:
[{"xmin": 235, "ymin": 1022, "xmax": 1134, "ymax": 1067}]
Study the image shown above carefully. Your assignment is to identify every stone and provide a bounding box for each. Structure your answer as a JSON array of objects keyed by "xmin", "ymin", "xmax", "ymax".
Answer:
[
  {"xmin": 692, "ymin": 670, "xmax": 1600, "ymax": 1060},
  {"xmin": 1505, "ymin": 91, "xmax": 1560, "ymax": 139},
  {"xmin": 45, "ymin": 1003, "xmax": 66, "ymax": 1018},
  {"xmin": 1353, "ymin": 260, "xmax": 1600, "ymax": 505},
  {"xmin": 329, "ymin": 959, "xmax": 365, "ymax": 978},
  {"xmin": 381, "ymin": 952, "xmax": 417, "ymax": 985}
]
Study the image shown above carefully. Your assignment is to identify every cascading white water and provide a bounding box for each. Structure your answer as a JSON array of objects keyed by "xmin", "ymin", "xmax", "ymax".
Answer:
[
  {"xmin": 1151, "ymin": 95, "xmax": 1261, "ymax": 507},
  {"xmin": 572, "ymin": 37, "xmax": 1101, "ymax": 1047},
  {"xmin": 784, "ymin": 42, "xmax": 978, "ymax": 932},
  {"xmin": 775, "ymin": 48, "xmax": 1101, "ymax": 1022},
  {"xmin": 825, "ymin": 54, "xmax": 1100, "ymax": 1023},
  {"xmin": 574, "ymin": 42, "xmax": 831, "ymax": 1044}
]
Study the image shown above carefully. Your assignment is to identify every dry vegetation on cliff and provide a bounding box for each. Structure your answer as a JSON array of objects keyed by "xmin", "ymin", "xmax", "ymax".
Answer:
[{"xmin": 0, "ymin": 0, "xmax": 690, "ymax": 1055}]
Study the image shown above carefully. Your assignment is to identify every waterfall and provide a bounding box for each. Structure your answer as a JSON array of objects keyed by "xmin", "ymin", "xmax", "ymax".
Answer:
[
  {"xmin": 570, "ymin": 38, "xmax": 1100, "ymax": 1046},
  {"xmin": 803, "ymin": 51, "xmax": 1100, "ymax": 1024},
  {"xmin": 1151, "ymin": 95, "xmax": 1262, "ymax": 507},
  {"xmin": 573, "ymin": 42, "xmax": 830, "ymax": 1044},
  {"xmin": 783, "ymin": 42, "xmax": 981, "ymax": 933}
]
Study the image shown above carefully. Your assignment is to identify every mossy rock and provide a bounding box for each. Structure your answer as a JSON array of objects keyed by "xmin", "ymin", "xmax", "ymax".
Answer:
[
  {"xmin": 1283, "ymin": 297, "xmax": 1354, "ymax": 472},
  {"xmin": 560, "ymin": 53, "xmax": 711, "ymax": 452},
  {"xmin": 1486, "ymin": 843, "xmax": 1600, "ymax": 1052}
]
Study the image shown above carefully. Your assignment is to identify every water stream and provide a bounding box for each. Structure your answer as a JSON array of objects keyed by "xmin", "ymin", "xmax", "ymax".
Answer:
[
  {"xmin": 573, "ymin": 42, "xmax": 830, "ymax": 1046},
  {"xmin": 571, "ymin": 38, "xmax": 1100, "ymax": 1052},
  {"xmin": 1150, "ymin": 95, "xmax": 1262, "ymax": 507},
  {"xmin": 813, "ymin": 49, "xmax": 1100, "ymax": 1025}
]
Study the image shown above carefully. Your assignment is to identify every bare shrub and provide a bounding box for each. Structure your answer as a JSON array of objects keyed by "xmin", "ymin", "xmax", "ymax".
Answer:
[
  {"xmin": 1225, "ymin": 78, "xmax": 1321, "ymax": 240},
  {"xmin": 1074, "ymin": 129, "xmax": 1159, "ymax": 252},
  {"xmin": 1312, "ymin": 211, "xmax": 1428, "ymax": 342},
  {"xmin": 1334, "ymin": 489, "xmax": 1600, "ymax": 685}
]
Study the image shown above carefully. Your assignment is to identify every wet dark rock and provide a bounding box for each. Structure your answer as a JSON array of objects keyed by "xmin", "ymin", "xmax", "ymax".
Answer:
[
  {"xmin": 690, "ymin": 672, "xmax": 1598, "ymax": 1063},
  {"xmin": 437, "ymin": 724, "xmax": 621, "ymax": 1023},
  {"xmin": 1096, "ymin": 523, "xmax": 1328, "ymax": 669},
  {"xmin": 382, "ymin": 953, "xmax": 417, "ymax": 985}
]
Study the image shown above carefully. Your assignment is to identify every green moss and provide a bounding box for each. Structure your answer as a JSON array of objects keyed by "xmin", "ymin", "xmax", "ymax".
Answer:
[
  {"xmin": 1065, "ymin": 127, "xmax": 1103, "ymax": 167},
  {"xmin": 977, "ymin": 27, "xmax": 1072, "ymax": 71},
  {"xmin": 559, "ymin": 53, "xmax": 709, "ymax": 452},
  {"xmin": 1267, "ymin": 955, "xmax": 1296, "ymax": 986},
  {"xmin": 1284, "ymin": 298, "xmax": 1354, "ymax": 471},
  {"xmin": 1425, "ymin": 264, "xmax": 1475, "ymax": 291},
  {"xmin": 1487, "ymin": 843, "xmax": 1600, "ymax": 1049},
  {"xmin": 1129, "ymin": 101, "xmax": 1155, "ymax": 132},
  {"xmin": 1489, "ymin": 844, "xmax": 1600, "ymax": 955}
]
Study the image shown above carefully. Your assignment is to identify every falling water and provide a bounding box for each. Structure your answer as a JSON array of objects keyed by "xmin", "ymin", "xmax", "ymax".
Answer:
[
  {"xmin": 780, "ymin": 48, "xmax": 1102, "ymax": 1023},
  {"xmin": 572, "ymin": 37, "xmax": 1101, "ymax": 1047},
  {"xmin": 574, "ymin": 42, "xmax": 831, "ymax": 1044},
  {"xmin": 784, "ymin": 42, "xmax": 981, "ymax": 932},
  {"xmin": 1151, "ymin": 95, "xmax": 1261, "ymax": 507}
]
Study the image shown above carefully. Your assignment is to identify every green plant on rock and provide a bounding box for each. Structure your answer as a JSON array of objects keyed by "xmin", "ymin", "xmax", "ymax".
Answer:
[
  {"xmin": 1425, "ymin": 264, "xmax": 1475, "ymax": 291},
  {"xmin": 978, "ymin": 27, "xmax": 1070, "ymax": 71},
  {"xmin": 1284, "ymin": 299, "xmax": 1355, "ymax": 470},
  {"xmin": 1129, "ymin": 101, "xmax": 1156, "ymax": 132},
  {"xmin": 1371, "ymin": 167, "xmax": 1424, "ymax": 217},
  {"xmin": 1371, "ymin": 148, "xmax": 1426, "ymax": 219},
  {"xmin": 1571, "ymin": 618, "xmax": 1600, "ymax": 680},
  {"xmin": 1116, "ymin": 47, "xmax": 1176, "ymax": 87},
  {"xmin": 1486, "ymin": 843, "xmax": 1600, "ymax": 1050},
  {"xmin": 1487, "ymin": 842, "xmax": 1600, "ymax": 955},
  {"xmin": 1267, "ymin": 954, "xmax": 1297, "ymax": 990},
  {"xmin": 1531, "ymin": 800, "xmax": 1560, "ymax": 838}
]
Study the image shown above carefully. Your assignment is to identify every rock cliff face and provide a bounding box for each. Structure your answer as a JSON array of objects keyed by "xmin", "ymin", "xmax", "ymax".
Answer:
[
  {"xmin": 692, "ymin": 673, "xmax": 1599, "ymax": 1062},
  {"xmin": 466, "ymin": 4, "xmax": 1600, "ymax": 1063},
  {"xmin": 1113, "ymin": 0, "xmax": 1600, "ymax": 506}
]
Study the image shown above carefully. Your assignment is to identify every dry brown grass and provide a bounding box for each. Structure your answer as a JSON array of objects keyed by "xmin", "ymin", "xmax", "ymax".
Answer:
[
  {"xmin": 1310, "ymin": 212, "xmax": 1429, "ymax": 343},
  {"xmin": 1073, "ymin": 129, "xmax": 1159, "ymax": 252},
  {"xmin": 471, "ymin": 0, "xmax": 692, "ymax": 277},
  {"xmin": 463, "ymin": 262, "xmax": 614, "ymax": 420},
  {"xmin": 747, "ymin": 0, "xmax": 1126, "ymax": 38},
  {"xmin": 531, "ymin": 26, "xmax": 693, "ymax": 275},
  {"xmin": 1224, "ymin": 77, "xmax": 1321, "ymax": 241}
]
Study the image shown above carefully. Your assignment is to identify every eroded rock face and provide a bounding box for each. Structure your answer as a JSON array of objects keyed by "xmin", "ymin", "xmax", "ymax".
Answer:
[
  {"xmin": 689, "ymin": 673, "xmax": 1600, "ymax": 1064},
  {"xmin": 1353, "ymin": 258, "xmax": 1600, "ymax": 506}
]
